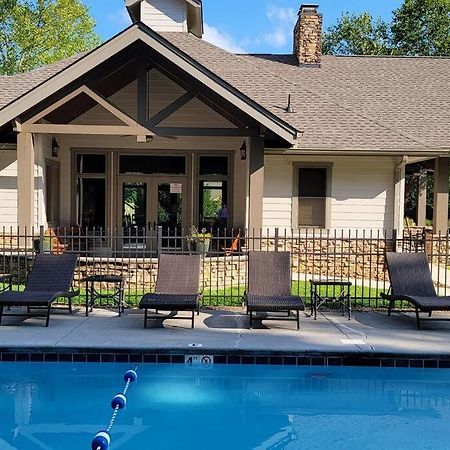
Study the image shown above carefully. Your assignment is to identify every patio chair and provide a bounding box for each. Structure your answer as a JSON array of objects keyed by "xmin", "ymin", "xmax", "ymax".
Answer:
[
  {"xmin": 245, "ymin": 251, "xmax": 304, "ymax": 330},
  {"xmin": 0, "ymin": 253, "xmax": 79, "ymax": 327},
  {"xmin": 381, "ymin": 252, "xmax": 450, "ymax": 330},
  {"xmin": 139, "ymin": 253, "xmax": 202, "ymax": 329}
]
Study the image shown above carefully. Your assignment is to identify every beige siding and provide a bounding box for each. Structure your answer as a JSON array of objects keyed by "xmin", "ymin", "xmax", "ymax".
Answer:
[
  {"xmin": 0, "ymin": 151, "xmax": 18, "ymax": 228},
  {"xmin": 263, "ymin": 155, "xmax": 396, "ymax": 231},
  {"xmin": 141, "ymin": 0, "xmax": 187, "ymax": 32}
]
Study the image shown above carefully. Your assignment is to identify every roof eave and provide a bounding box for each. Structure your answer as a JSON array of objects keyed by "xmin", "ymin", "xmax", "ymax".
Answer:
[
  {"xmin": 125, "ymin": 0, "xmax": 140, "ymax": 22},
  {"xmin": 0, "ymin": 23, "xmax": 298, "ymax": 145}
]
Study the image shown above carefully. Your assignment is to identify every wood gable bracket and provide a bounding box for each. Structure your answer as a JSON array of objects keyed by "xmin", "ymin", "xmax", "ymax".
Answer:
[{"xmin": 15, "ymin": 85, "xmax": 155, "ymax": 140}]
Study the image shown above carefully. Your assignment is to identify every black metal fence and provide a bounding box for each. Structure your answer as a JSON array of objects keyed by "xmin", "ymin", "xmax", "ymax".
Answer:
[{"xmin": 0, "ymin": 226, "xmax": 448, "ymax": 309}]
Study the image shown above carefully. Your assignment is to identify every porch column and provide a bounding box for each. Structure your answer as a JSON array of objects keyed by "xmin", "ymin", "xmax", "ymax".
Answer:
[
  {"xmin": 17, "ymin": 132, "xmax": 35, "ymax": 232},
  {"xmin": 433, "ymin": 157, "xmax": 449, "ymax": 234},
  {"xmin": 416, "ymin": 171, "xmax": 427, "ymax": 227},
  {"xmin": 393, "ymin": 157, "xmax": 406, "ymax": 234},
  {"xmin": 248, "ymin": 136, "xmax": 265, "ymax": 232}
]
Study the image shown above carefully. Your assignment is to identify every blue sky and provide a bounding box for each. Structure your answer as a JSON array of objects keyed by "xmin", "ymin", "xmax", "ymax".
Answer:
[{"xmin": 85, "ymin": 0, "xmax": 403, "ymax": 53}]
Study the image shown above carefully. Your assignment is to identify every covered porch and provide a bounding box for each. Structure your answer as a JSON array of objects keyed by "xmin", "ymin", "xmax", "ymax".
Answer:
[{"xmin": 7, "ymin": 34, "xmax": 293, "ymax": 242}]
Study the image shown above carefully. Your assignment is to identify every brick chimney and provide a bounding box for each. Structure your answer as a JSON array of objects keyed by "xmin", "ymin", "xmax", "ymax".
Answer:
[{"xmin": 294, "ymin": 4, "xmax": 323, "ymax": 66}]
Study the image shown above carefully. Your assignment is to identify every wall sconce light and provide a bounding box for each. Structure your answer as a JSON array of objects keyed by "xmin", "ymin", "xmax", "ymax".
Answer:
[
  {"xmin": 51, "ymin": 137, "xmax": 60, "ymax": 158},
  {"xmin": 240, "ymin": 140, "xmax": 247, "ymax": 160}
]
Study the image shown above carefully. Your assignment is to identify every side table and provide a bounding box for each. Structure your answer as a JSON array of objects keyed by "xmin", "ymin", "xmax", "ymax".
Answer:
[
  {"xmin": 83, "ymin": 275, "xmax": 125, "ymax": 317},
  {"xmin": 310, "ymin": 280, "xmax": 352, "ymax": 320}
]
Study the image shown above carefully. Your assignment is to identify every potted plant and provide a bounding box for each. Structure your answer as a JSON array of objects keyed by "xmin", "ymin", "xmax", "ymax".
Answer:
[{"xmin": 187, "ymin": 227, "xmax": 212, "ymax": 255}]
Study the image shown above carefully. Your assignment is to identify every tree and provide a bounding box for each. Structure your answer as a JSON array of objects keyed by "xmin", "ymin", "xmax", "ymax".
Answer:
[
  {"xmin": 0, "ymin": 0, "xmax": 101, "ymax": 75},
  {"xmin": 392, "ymin": 0, "xmax": 450, "ymax": 56},
  {"xmin": 323, "ymin": 12, "xmax": 393, "ymax": 56},
  {"xmin": 323, "ymin": 0, "xmax": 450, "ymax": 56}
]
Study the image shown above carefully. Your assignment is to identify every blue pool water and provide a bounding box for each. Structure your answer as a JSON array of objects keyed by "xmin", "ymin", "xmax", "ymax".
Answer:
[{"xmin": 1, "ymin": 363, "xmax": 450, "ymax": 450}]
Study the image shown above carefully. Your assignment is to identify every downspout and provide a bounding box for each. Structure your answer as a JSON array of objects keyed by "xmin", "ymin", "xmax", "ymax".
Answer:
[{"xmin": 393, "ymin": 155, "xmax": 408, "ymax": 236}]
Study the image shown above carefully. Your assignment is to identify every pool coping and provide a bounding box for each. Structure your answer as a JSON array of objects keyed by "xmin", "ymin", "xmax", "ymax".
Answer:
[{"xmin": 1, "ymin": 347, "xmax": 450, "ymax": 369}]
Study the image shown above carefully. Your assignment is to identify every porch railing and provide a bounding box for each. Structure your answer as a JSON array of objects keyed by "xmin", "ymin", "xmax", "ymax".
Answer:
[{"xmin": 0, "ymin": 226, "xmax": 448, "ymax": 309}]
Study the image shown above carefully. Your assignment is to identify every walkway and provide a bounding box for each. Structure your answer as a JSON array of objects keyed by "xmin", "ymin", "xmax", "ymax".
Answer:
[{"xmin": 1, "ymin": 307, "xmax": 450, "ymax": 356}]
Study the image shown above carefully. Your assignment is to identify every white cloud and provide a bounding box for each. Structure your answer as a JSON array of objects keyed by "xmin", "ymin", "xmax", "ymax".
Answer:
[
  {"xmin": 203, "ymin": 23, "xmax": 247, "ymax": 54},
  {"xmin": 264, "ymin": 5, "xmax": 297, "ymax": 48}
]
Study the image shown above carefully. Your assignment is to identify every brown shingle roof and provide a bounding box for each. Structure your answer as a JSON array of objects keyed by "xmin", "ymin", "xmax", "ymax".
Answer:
[
  {"xmin": 1, "ymin": 30, "xmax": 449, "ymax": 152},
  {"xmin": 160, "ymin": 32, "xmax": 450, "ymax": 151},
  {"xmin": 0, "ymin": 53, "xmax": 86, "ymax": 110}
]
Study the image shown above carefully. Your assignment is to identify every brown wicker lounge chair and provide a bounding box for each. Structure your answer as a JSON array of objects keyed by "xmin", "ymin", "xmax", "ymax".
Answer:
[
  {"xmin": 0, "ymin": 253, "xmax": 79, "ymax": 327},
  {"xmin": 245, "ymin": 251, "xmax": 304, "ymax": 330},
  {"xmin": 381, "ymin": 252, "xmax": 450, "ymax": 329},
  {"xmin": 139, "ymin": 253, "xmax": 202, "ymax": 328}
]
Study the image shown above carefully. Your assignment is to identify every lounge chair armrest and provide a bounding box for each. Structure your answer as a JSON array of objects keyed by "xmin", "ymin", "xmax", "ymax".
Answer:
[
  {"xmin": 0, "ymin": 274, "xmax": 14, "ymax": 282},
  {"xmin": 0, "ymin": 275, "xmax": 13, "ymax": 292},
  {"xmin": 66, "ymin": 289, "xmax": 80, "ymax": 299}
]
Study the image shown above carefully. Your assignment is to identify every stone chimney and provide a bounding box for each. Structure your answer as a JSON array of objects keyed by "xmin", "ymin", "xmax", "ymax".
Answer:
[{"xmin": 294, "ymin": 4, "xmax": 323, "ymax": 66}]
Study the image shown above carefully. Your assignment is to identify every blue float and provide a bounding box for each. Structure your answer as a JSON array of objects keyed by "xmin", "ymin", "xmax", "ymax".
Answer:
[
  {"xmin": 124, "ymin": 369, "xmax": 138, "ymax": 383},
  {"xmin": 91, "ymin": 431, "xmax": 111, "ymax": 450},
  {"xmin": 111, "ymin": 393, "xmax": 127, "ymax": 410},
  {"xmin": 91, "ymin": 368, "xmax": 138, "ymax": 449}
]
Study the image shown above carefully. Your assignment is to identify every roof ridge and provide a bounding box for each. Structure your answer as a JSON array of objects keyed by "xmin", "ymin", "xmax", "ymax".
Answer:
[{"xmin": 242, "ymin": 54, "xmax": 430, "ymax": 149}]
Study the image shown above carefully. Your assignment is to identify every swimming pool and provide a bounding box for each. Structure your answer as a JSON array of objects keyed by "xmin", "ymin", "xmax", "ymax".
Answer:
[{"xmin": 1, "ymin": 362, "xmax": 450, "ymax": 450}]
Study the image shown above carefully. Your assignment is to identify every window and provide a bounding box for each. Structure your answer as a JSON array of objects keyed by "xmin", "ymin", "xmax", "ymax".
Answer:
[
  {"xmin": 75, "ymin": 153, "xmax": 107, "ymax": 229},
  {"xmin": 198, "ymin": 155, "xmax": 230, "ymax": 228},
  {"xmin": 119, "ymin": 155, "xmax": 186, "ymax": 175},
  {"xmin": 297, "ymin": 167, "xmax": 328, "ymax": 227},
  {"xmin": 45, "ymin": 161, "xmax": 60, "ymax": 225},
  {"xmin": 199, "ymin": 156, "xmax": 229, "ymax": 176},
  {"xmin": 199, "ymin": 181, "xmax": 228, "ymax": 228}
]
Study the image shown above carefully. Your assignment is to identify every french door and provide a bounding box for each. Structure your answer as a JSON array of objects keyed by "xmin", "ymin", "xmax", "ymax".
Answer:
[{"xmin": 118, "ymin": 176, "xmax": 186, "ymax": 251}]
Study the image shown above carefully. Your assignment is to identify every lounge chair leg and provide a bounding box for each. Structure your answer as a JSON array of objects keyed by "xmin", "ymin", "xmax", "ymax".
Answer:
[
  {"xmin": 144, "ymin": 309, "xmax": 148, "ymax": 329},
  {"xmin": 249, "ymin": 311, "xmax": 253, "ymax": 329},
  {"xmin": 68, "ymin": 298, "xmax": 72, "ymax": 314},
  {"xmin": 27, "ymin": 306, "xmax": 31, "ymax": 313},
  {"xmin": 415, "ymin": 308, "xmax": 421, "ymax": 330},
  {"xmin": 296, "ymin": 309, "xmax": 300, "ymax": 330},
  {"xmin": 428, "ymin": 311, "xmax": 432, "ymax": 317},
  {"xmin": 191, "ymin": 310, "xmax": 195, "ymax": 329},
  {"xmin": 388, "ymin": 299, "xmax": 394, "ymax": 317},
  {"xmin": 0, "ymin": 306, "xmax": 3, "ymax": 325},
  {"xmin": 45, "ymin": 306, "xmax": 51, "ymax": 327}
]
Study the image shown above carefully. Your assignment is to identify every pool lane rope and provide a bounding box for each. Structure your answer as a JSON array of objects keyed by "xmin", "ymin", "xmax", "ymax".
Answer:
[{"xmin": 91, "ymin": 368, "xmax": 138, "ymax": 450}]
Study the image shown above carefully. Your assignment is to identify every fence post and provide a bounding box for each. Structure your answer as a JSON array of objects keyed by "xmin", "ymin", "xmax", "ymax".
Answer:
[
  {"xmin": 392, "ymin": 229, "xmax": 398, "ymax": 253},
  {"xmin": 274, "ymin": 228, "xmax": 279, "ymax": 251},
  {"xmin": 157, "ymin": 226, "xmax": 163, "ymax": 255},
  {"xmin": 39, "ymin": 225, "xmax": 45, "ymax": 253}
]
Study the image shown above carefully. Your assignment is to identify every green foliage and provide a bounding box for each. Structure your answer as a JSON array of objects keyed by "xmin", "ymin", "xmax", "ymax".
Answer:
[
  {"xmin": 0, "ymin": 0, "xmax": 101, "ymax": 75},
  {"xmin": 202, "ymin": 189, "xmax": 222, "ymax": 219},
  {"xmin": 323, "ymin": 12, "xmax": 393, "ymax": 56},
  {"xmin": 323, "ymin": 0, "xmax": 450, "ymax": 56},
  {"xmin": 392, "ymin": 0, "xmax": 450, "ymax": 56}
]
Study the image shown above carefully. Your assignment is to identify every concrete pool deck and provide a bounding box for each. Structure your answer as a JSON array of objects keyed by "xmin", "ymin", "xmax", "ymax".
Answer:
[{"xmin": 1, "ymin": 307, "xmax": 450, "ymax": 358}]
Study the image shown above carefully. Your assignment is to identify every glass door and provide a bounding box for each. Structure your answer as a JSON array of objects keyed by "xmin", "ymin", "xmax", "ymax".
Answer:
[
  {"xmin": 151, "ymin": 178, "xmax": 185, "ymax": 251},
  {"xmin": 118, "ymin": 177, "xmax": 186, "ymax": 252},
  {"xmin": 120, "ymin": 179, "xmax": 149, "ymax": 251}
]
